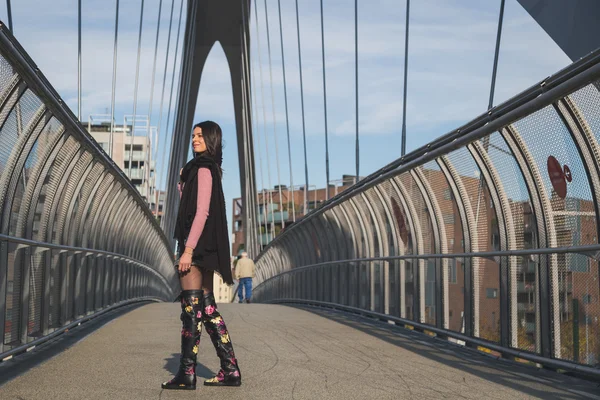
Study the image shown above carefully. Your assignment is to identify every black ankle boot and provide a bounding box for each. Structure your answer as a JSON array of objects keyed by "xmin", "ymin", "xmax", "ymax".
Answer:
[
  {"xmin": 201, "ymin": 292, "xmax": 242, "ymax": 387},
  {"xmin": 162, "ymin": 290, "xmax": 203, "ymax": 390}
]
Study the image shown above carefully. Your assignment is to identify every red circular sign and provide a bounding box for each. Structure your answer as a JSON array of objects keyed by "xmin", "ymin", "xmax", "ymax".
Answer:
[{"xmin": 547, "ymin": 156, "xmax": 567, "ymax": 199}]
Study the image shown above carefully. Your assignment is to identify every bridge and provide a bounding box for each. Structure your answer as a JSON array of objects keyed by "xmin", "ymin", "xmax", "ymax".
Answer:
[{"xmin": 0, "ymin": 0, "xmax": 600, "ymax": 398}]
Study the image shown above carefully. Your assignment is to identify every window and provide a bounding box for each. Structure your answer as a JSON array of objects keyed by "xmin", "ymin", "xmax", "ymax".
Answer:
[
  {"xmin": 443, "ymin": 214, "xmax": 455, "ymax": 225},
  {"xmin": 234, "ymin": 220, "xmax": 243, "ymax": 232},
  {"xmin": 486, "ymin": 288, "xmax": 498, "ymax": 299},
  {"xmin": 443, "ymin": 188, "xmax": 453, "ymax": 200},
  {"xmin": 449, "ymin": 261, "xmax": 457, "ymax": 284},
  {"xmin": 583, "ymin": 294, "xmax": 592, "ymax": 304}
]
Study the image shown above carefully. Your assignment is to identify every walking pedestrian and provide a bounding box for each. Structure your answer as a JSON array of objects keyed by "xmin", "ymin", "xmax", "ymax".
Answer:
[{"xmin": 235, "ymin": 252, "xmax": 255, "ymax": 303}]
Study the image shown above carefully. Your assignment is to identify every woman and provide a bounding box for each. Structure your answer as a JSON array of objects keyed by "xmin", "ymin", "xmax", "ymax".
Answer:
[{"xmin": 162, "ymin": 121, "xmax": 241, "ymax": 390}]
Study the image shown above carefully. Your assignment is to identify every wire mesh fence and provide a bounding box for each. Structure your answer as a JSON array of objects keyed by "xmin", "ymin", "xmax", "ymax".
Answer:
[
  {"xmin": 0, "ymin": 25, "xmax": 177, "ymax": 358},
  {"xmin": 253, "ymin": 49, "xmax": 600, "ymax": 376}
]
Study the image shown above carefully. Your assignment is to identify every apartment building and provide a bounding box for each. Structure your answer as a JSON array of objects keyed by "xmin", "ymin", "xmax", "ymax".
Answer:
[{"xmin": 82, "ymin": 117, "xmax": 159, "ymax": 213}]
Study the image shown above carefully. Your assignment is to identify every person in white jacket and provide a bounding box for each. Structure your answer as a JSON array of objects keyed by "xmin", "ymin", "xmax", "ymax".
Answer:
[{"xmin": 235, "ymin": 252, "xmax": 255, "ymax": 303}]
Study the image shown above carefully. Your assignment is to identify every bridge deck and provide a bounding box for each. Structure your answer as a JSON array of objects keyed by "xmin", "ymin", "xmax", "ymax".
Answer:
[{"xmin": 0, "ymin": 303, "xmax": 598, "ymax": 399}]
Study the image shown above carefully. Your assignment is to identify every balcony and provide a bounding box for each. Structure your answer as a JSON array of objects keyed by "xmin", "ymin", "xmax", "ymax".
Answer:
[
  {"xmin": 127, "ymin": 169, "xmax": 145, "ymax": 180},
  {"xmin": 135, "ymin": 185, "xmax": 148, "ymax": 197},
  {"xmin": 517, "ymin": 302, "xmax": 536, "ymax": 313},
  {"xmin": 517, "ymin": 282, "xmax": 535, "ymax": 293},
  {"xmin": 259, "ymin": 233, "xmax": 274, "ymax": 246},
  {"xmin": 124, "ymin": 151, "xmax": 146, "ymax": 162},
  {"xmin": 258, "ymin": 210, "xmax": 289, "ymax": 224}
]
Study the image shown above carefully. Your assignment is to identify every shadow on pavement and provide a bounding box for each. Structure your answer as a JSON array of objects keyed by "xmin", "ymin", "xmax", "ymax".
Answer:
[
  {"xmin": 0, "ymin": 302, "xmax": 149, "ymax": 387},
  {"xmin": 294, "ymin": 305, "xmax": 600, "ymax": 399},
  {"xmin": 163, "ymin": 352, "xmax": 215, "ymax": 380}
]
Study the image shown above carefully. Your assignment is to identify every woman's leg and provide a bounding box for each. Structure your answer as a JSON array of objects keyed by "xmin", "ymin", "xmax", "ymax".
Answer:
[
  {"xmin": 181, "ymin": 267, "xmax": 203, "ymax": 290},
  {"xmin": 201, "ymin": 269, "xmax": 213, "ymax": 293},
  {"xmin": 200, "ymin": 269, "xmax": 242, "ymax": 387},
  {"xmin": 162, "ymin": 268, "xmax": 204, "ymax": 390}
]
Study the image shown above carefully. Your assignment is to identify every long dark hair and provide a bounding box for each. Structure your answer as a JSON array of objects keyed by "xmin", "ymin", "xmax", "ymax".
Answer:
[{"xmin": 193, "ymin": 120, "xmax": 223, "ymax": 176}]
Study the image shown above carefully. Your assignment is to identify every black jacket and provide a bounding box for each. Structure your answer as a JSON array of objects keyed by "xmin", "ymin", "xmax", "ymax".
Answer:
[{"xmin": 174, "ymin": 154, "xmax": 233, "ymax": 285}]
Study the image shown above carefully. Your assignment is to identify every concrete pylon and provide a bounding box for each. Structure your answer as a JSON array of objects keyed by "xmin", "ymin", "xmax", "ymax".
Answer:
[{"xmin": 163, "ymin": 0, "xmax": 257, "ymax": 258}]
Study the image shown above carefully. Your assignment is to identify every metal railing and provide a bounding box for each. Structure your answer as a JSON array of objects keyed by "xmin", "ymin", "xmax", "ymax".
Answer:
[
  {"xmin": 253, "ymin": 48, "xmax": 600, "ymax": 378},
  {"xmin": 0, "ymin": 24, "xmax": 178, "ymax": 358}
]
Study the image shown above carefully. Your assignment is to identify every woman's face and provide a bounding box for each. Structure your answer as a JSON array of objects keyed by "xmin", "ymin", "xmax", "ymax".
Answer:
[{"xmin": 192, "ymin": 127, "xmax": 207, "ymax": 153}]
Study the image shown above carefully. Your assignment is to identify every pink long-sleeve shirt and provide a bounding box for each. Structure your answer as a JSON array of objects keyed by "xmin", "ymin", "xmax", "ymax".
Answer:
[{"xmin": 178, "ymin": 167, "xmax": 212, "ymax": 250}]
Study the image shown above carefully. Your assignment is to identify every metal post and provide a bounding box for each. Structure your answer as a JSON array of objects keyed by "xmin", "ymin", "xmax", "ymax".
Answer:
[
  {"xmin": 41, "ymin": 249, "xmax": 52, "ymax": 335},
  {"xmin": 573, "ymin": 298, "xmax": 580, "ymax": 363},
  {"xmin": 489, "ymin": 0, "xmax": 506, "ymax": 110},
  {"xmin": 401, "ymin": 0, "xmax": 410, "ymax": 157},
  {"xmin": 109, "ymin": 0, "xmax": 120, "ymax": 158}
]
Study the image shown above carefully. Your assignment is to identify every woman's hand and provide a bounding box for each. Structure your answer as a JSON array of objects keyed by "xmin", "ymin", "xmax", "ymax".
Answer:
[{"xmin": 178, "ymin": 251, "xmax": 192, "ymax": 274}]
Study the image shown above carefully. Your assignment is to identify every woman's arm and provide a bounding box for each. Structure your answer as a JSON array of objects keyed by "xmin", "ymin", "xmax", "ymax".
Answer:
[{"xmin": 184, "ymin": 168, "xmax": 213, "ymax": 251}]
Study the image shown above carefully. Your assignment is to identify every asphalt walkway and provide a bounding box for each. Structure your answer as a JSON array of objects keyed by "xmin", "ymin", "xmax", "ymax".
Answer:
[{"xmin": 0, "ymin": 302, "xmax": 598, "ymax": 399}]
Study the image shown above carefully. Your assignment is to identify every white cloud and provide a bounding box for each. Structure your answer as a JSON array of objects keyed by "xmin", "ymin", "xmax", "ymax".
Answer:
[{"xmin": 1, "ymin": 0, "xmax": 573, "ymax": 199}]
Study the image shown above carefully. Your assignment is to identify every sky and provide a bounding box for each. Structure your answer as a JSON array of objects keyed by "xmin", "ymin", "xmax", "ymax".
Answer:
[{"xmin": 2, "ymin": 0, "xmax": 572, "ymax": 221}]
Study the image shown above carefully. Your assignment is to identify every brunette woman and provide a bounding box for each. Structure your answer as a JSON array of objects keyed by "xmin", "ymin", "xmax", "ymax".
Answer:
[{"xmin": 162, "ymin": 121, "xmax": 241, "ymax": 390}]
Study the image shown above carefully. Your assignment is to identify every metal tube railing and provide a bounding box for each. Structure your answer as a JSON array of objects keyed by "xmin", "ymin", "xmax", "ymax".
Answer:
[
  {"xmin": 0, "ymin": 23, "xmax": 177, "ymax": 359},
  {"xmin": 254, "ymin": 45, "xmax": 600, "ymax": 378}
]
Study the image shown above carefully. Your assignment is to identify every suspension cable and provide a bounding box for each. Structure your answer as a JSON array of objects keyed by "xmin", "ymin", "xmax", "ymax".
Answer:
[
  {"xmin": 263, "ymin": 0, "xmax": 285, "ymax": 232},
  {"xmin": 319, "ymin": 0, "xmax": 330, "ymax": 200},
  {"xmin": 5, "ymin": 0, "xmax": 12, "ymax": 32},
  {"xmin": 108, "ymin": 0, "xmax": 121, "ymax": 158},
  {"xmin": 354, "ymin": 0, "xmax": 359, "ymax": 182},
  {"xmin": 277, "ymin": 0, "xmax": 295, "ymax": 223},
  {"xmin": 240, "ymin": 47, "xmax": 255, "ymax": 256},
  {"xmin": 249, "ymin": 15, "xmax": 269, "ymax": 248},
  {"xmin": 241, "ymin": 0, "xmax": 259, "ymax": 256},
  {"xmin": 253, "ymin": 0, "xmax": 276, "ymax": 241},
  {"xmin": 251, "ymin": 59, "xmax": 268, "ymax": 247},
  {"xmin": 147, "ymin": 0, "xmax": 163, "ymax": 214},
  {"xmin": 160, "ymin": 0, "xmax": 184, "ymax": 212},
  {"xmin": 489, "ymin": 0, "xmax": 506, "ymax": 110},
  {"xmin": 401, "ymin": 0, "xmax": 410, "ymax": 157},
  {"xmin": 78, "ymin": 0, "xmax": 82, "ymax": 121},
  {"xmin": 294, "ymin": 0, "xmax": 309, "ymax": 215},
  {"xmin": 155, "ymin": 0, "xmax": 176, "ymax": 215},
  {"xmin": 128, "ymin": 0, "xmax": 145, "ymax": 183}
]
